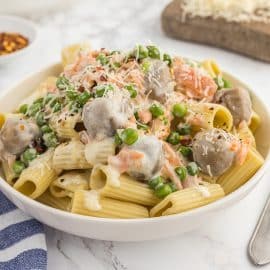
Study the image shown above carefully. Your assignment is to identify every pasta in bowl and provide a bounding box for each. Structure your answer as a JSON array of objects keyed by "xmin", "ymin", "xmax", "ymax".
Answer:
[{"xmin": 0, "ymin": 43, "xmax": 269, "ymax": 241}]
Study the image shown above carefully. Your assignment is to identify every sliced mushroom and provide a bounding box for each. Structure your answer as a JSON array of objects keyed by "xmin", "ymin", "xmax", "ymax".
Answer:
[
  {"xmin": 192, "ymin": 129, "xmax": 237, "ymax": 176},
  {"xmin": 144, "ymin": 59, "xmax": 175, "ymax": 102},
  {"xmin": 0, "ymin": 117, "xmax": 40, "ymax": 155},
  {"xmin": 82, "ymin": 95, "xmax": 132, "ymax": 140},
  {"xmin": 214, "ymin": 87, "xmax": 252, "ymax": 126}
]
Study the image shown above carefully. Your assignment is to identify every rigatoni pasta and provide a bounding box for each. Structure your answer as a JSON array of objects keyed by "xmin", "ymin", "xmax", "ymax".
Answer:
[
  {"xmin": 53, "ymin": 140, "xmax": 92, "ymax": 170},
  {"xmin": 0, "ymin": 43, "xmax": 264, "ymax": 219},
  {"xmin": 13, "ymin": 150, "xmax": 57, "ymax": 199},
  {"xmin": 50, "ymin": 113, "xmax": 80, "ymax": 140},
  {"xmin": 187, "ymin": 102, "xmax": 233, "ymax": 132},
  {"xmin": 37, "ymin": 191, "xmax": 71, "ymax": 211},
  {"xmin": 217, "ymin": 148, "xmax": 264, "ymax": 194},
  {"xmin": 49, "ymin": 171, "xmax": 89, "ymax": 198},
  {"xmin": 90, "ymin": 164, "xmax": 160, "ymax": 206},
  {"xmin": 71, "ymin": 190, "xmax": 149, "ymax": 218},
  {"xmin": 150, "ymin": 183, "xmax": 225, "ymax": 217}
]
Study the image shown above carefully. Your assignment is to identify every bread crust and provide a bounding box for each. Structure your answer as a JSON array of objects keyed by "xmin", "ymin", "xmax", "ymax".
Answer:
[{"xmin": 162, "ymin": 0, "xmax": 270, "ymax": 62}]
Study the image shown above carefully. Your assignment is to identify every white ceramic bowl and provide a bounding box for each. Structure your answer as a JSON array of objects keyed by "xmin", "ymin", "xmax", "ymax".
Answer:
[
  {"xmin": 0, "ymin": 15, "xmax": 38, "ymax": 65},
  {"xmin": 0, "ymin": 63, "xmax": 269, "ymax": 241}
]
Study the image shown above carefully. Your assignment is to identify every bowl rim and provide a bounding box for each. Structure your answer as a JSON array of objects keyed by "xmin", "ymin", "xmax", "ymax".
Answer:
[
  {"xmin": 0, "ymin": 62, "xmax": 270, "ymax": 224},
  {"xmin": 0, "ymin": 15, "xmax": 39, "ymax": 61}
]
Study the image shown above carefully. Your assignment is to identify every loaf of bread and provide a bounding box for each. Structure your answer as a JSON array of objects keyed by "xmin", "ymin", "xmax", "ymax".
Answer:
[{"xmin": 162, "ymin": 0, "xmax": 270, "ymax": 62}]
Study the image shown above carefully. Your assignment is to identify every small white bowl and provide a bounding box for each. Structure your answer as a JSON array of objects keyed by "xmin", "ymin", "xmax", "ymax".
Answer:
[
  {"xmin": 0, "ymin": 63, "xmax": 269, "ymax": 241},
  {"xmin": 0, "ymin": 15, "xmax": 38, "ymax": 65}
]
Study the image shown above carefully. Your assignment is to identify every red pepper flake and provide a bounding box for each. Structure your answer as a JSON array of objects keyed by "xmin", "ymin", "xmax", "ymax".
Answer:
[
  {"xmin": 78, "ymin": 85, "xmax": 85, "ymax": 92},
  {"xmin": 100, "ymin": 74, "xmax": 107, "ymax": 81}
]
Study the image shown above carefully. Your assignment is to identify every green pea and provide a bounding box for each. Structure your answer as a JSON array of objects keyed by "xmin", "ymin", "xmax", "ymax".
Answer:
[
  {"xmin": 33, "ymin": 97, "xmax": 44, "ymax": 105},
  {"xmin": 167, "ymin": 131, "xmax": 180, "ymax": 145},
  {"xmin": 19, "ymin": 104, "xmax": 28, "ymax": 114},
  {"xmin": 12, "ymin": 160, "xmax": 25, "ymax": 175},
  {"xmin": 149, "ymin": 176, "xmax": 164, "ymax": 189},
  {"xmin": 178, "ymin": 123, "xmax": 191, "ymax": 135},
  {"xmin": 68, "ymin": 101, "xmax": 81, "ymax": 112},
  {"xmin": 172, "ymin": 103, "xmax": 187, "ymax": 118},
  {"xmin": 125, "ymin": 84, "xmax": 137, "ymax": 98},
  {"xmin": 77, "ymin": 92, "xmax": 91, "ymax": 105},
  {"xmin": 35, "ymin": 112, "xmax": 46, "ymax": 126},
  {"xmin": 163, "ymin": 53, "xmax": 172, "ymax": 66},
  {"xmin": 28, "ymin": 103, "xmax": 42, "ymax": 117},
  {"xmin": 44, "ymin": 94, "xmax": 54, "ymax": 105},
  {"xmin": 66, "ymin": 90, "xmax": 78, "ymax": 100},
  {"xmin": 97, "ymin": 53, "xmax": 109, "ymax": 65},
  {"xmin": 121, "ymin": 128, "xmax": 138, "ymax": 145},
  {"xmin": 21, "ymin": 148, "xmax": 37, "ymax": 164},
  {"xmin": 43, "ymin": 133, "xmax": 58, "ymax": 148},
  {"xmin": 41, "ymin": 124, "xmax": 52, "ymax": 133},
  {"xmin": 223, "ymin": 78, "xmax": 232, "ymax": 88},
  {"xmin": 141, "ymin": 61, "xmax": 151, "ymax": 73},
  {"xmin": 114, "ymin": 132, "xmax": 122, "ymax": 146},
  {"xmin": 154, "ymin": 183, "xmax": 172, "ymax": 198},
  {"xmin": 147, "ymin": 45, "xmax": 160, "ymax": 59},
  {"xmin": 179, "ymin": 145, "xmax": 192, "ymax": 157},
  {"xmin": 135, "ymin": 45, "xmax": 148, "ymax": 60},
  {"xmin": 214, "ymin": 77, "xmax": 232, "ymax": 90},
  {"xmin": 49, "ymin": 97, "xmax": 60, "ymax": 108},
  {"xmin": 113, "ymin": 62, "xmax": 121, "ymax": 68},
  {"xmin": 187, "ymin": 162, "xmax": 199, "ymax": 176},
  {"xmin": 52, "ymin": 102, "xmax": 62, "ymax": 113},
  {"xmin": 168, "ymin": 182, "xmax": 178, "ymax": 192},
  {"xmin": 56, "ymin": 76, "xmax": 69, "ymax": 90},
  {"xmin": 94, "ymin": 84, "xmax": 114, "ymax": 97},
  {"xmin": 149, "ymin": 104, "xmax": 164, "ymax": 118},
  {"xmin": 175, "ymin": 166, "xmax": 187, "ymax": 181}
]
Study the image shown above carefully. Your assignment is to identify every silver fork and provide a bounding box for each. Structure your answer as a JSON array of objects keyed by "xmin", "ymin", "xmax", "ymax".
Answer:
[{"xmin": 249, "ymin": 195, "xmax": 270, "ymax": 265}]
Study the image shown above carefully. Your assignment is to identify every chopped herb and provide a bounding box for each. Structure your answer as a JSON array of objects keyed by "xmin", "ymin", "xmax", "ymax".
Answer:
[{"xmin": 19, "ymin": 104, "xmax": 28, "ymax": 114}]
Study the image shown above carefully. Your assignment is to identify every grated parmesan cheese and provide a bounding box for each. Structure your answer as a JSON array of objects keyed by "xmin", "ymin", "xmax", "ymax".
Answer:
[{"xmin": 181, "ymin": 0, "xmax": 270, "ymax": 23}]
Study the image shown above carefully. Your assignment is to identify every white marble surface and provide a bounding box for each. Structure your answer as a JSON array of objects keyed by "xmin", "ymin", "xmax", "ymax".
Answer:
[{"xmin": 1, "ymin": 0, "xmax": 270, "ymax": 269}]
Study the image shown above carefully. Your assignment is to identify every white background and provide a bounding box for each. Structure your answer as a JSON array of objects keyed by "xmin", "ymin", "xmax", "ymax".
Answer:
[{"xmin": 1, "ymin": 0, "xmax": 270, "ymax": 269}]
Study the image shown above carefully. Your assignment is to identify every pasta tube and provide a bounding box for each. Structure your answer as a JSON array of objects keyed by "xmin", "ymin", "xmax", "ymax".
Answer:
[
  {"xmin": 13, "ymin": 149, "xmax": 57, "ymax": 199},
  {"xmin": 71, "ymin": 190, "xmax": 149, "ymax": 218},
  {"xmin": 236, "ymin": 121, "xmax": 256, "ymax": 148},
  {"xmin": 50, "ymin": 113, "xmax": 80, "ymax": 140},
  {"xmin": 61, "ymin": 42, "xmax": 91, "ymax": 67},
  {"xmin": 90, "ymin": 164, "xmax": 160, "ymax": 206},
  {"xmin": 150, "ymin": 183, "xmax": 225, "ymax": 217},
  {"xmin": 49, "ymin": 171, "xmax": 89, "ymax": 198},
  {"xmin": 217, "ymin": 148, "xmax": 264, "ymax": 194},
  {"xmin": 37, "ymin": 191, "xmax": 71, "ymax": 211},
  {"xmin": 84, "ymin": 138, "xmax": 116, "ymax": 165},
  {"xmin": 187, "ymin": 102, "xmax": 233, "ymax": 132},
  {"xmin": 201, "ymin": 59, "xmax": 221, "ymax": 78},
  {"xmin": 53, "ymin": 140, "xmax": 92, "ymax": 170},
  {"xmin": 2, "ymin": 160, "xmax": 17, "ymax": 185},
  {"xmin": 249, "ymin": 110, "xmax": 261, "ymax": 133}
]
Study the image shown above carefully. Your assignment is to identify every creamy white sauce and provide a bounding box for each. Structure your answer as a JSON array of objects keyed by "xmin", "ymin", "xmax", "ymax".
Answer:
[
  {"xmin": 84, "ymin": 190, "xmax": 102, "ymax": 211},
  {"xmin": 106, "ymin": 166, "xmax": 121, "ymax": 188},
  {"xmin": 195, "ymin": 185, "xmax": 211, "ymax": 197}
]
